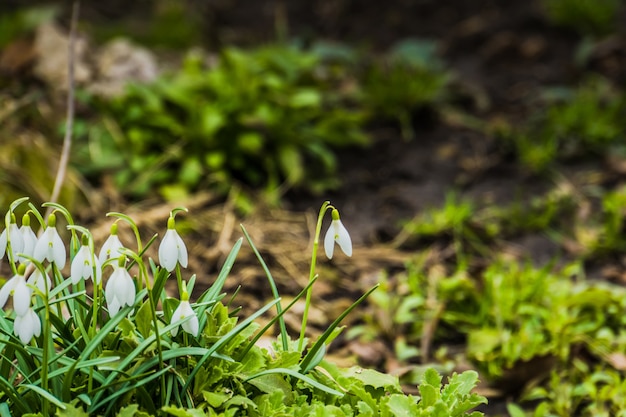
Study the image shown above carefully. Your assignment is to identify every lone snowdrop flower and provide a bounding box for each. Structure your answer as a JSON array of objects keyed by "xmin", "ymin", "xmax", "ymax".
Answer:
[
  {"xmin": 14, "ymin": 307, "xmax": 41, "ymax": 344},
  {"xmin": 0, "ymin": 213, "xmax": 24, "ymax": 262},
  {"xmin": 98, "ymin": 223, "xmax": 124, "ymax": 265},
  {"xmin": 19, "ymin": 213, "xmax": 37, "ymax": 263},
  {"xmin": 158, "ymin": 215, "xmax": 188, "ymax": 272},
  {"xmin": 324, "ymin": 208, "xmax": 352, "ymax": 259},
  {"xmin": 0, "ymin": 265, "xmax": 31, "ymax": 316},
  {"xmin": 33, "ymin": 213, "xmax": 66, "ymax": 268},
  {"xmin": 105, "ymin": 258, "xmax": 136, "ymax": 316},
  {"xmin": 71, "ymin": 236, "xmax": 102, "ymax": 285},
  {"xmin": 170, "ymin": 285, "xmax": 198, "ymax": 337}
]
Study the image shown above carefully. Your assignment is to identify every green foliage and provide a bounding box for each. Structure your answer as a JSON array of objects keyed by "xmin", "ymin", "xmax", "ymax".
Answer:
[
  {"xmin": 362, "ymin": 39, "xmax": 451, "ymax": 140},
  {"xmin": 542, "ymin": 0, "xmax": 622, "ymax": 37},
  {"xmin": 523, "ymin": 363, "xmax": 626, "ymax": 416},
  {"xmin": 80, "ymin": 45, "xmax": 367, "ymax": 199},
  {"xmin": 506, "ymin": 77, "xmax": 626, "ymax": 173},
  {"xmin": 0, "ymin": 5, "xmax": 57, "ymax": 48}
]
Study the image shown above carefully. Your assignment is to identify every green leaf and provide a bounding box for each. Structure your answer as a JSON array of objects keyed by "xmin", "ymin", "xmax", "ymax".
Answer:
[
  {"xmin": 507, "ymin": 403, "xmax": 527, "ymax": 417},
  {"xmin": 161, "ymin": 406, "xmax": 206, "ymax": 417},
  {"xmin": 116, "ymin": 405, "xmax": 140, "ymax": 417},
  {"xmin": 55, "ymin": 403, "xmax": 87, "ymax": 416},
  {"xmin": 342, "ymin": 367, "xmax": 399, "ymax": 389},
  {"xmin": 203, "ymin": 390, "xmax": 232, "ymax": 408},
  {"xmin": 135, "ymin": 300, "xmax": 153, "ymax": 339},
  {"xmin": 384, "ymin": 394, "xmax": 419, "ymax": 416}
]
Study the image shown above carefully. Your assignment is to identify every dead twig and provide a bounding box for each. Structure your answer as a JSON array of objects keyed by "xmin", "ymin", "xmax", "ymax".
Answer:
[{"xmin": 47, "ymin": 1, "xmax": 79, "ymax": 215}]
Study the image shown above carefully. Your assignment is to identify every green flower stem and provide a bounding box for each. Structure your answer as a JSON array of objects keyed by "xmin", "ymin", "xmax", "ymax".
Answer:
[
  {"xmin": 138, "ymin": 256, "xmax": 167, "ymax": 405},
  {"xmin": 298, "ymin": 201, "xmax": 331, "ymax": 353},
  {"xmin": 176, "ymin": 264, "xmax": 183, "ymax": 301}
]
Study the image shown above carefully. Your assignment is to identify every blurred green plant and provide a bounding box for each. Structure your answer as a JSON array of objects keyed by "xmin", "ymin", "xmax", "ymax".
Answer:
[
  {"xmin": 79, "ymin": 45, "xmax": 367, "ymax": 201},
  {"xmin": 542, "ymin": 0, "xmax": 623, "ymax": 37},
  {"xmin": 362, "ymin": 39, "xmax": 451, "ymax": 140},
  {"xmin": 0, "ymin": 5, "xmax": 57, "ymax": 48},
  {"xmin": 505, "ymin": 77, "xmax": 626, "ymax": 173}
]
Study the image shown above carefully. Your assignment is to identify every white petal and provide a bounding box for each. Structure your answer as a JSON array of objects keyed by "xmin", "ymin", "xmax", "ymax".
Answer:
[
  {"xmin": 0, "ymin": 229, "xmax": 7, "ymax": 260},
  {"xmin": 19, "ymin": 226, "xmax": 37, "ymax": 262},
  {"xmin": 0, "ymin": 277, "xmax": 17, "ymax": 309},
  {"xmin": 33, "ymin": 232, "xmax": 49, "ymax": 263},
  {"xmin": 182, "ymin": 314, "xmax": 199, "ymax": 336},
  {"xmin": 27, "ymin": 270, "xmax": 51, "ymax": 293},
  {"xmin": 324, "ymin": 224, "xmax": 335, "ymax": 259},
  {"xmin": 13, "ymin": 278, "xmax": 31, "ymax": 316},
  {"xmin": 159, "ymin": 230, "xmax": 178, "ymax": 272},
  {"xmin": 7, "ymin": 223, "xmax": 23, "ymax": 260},
  {"xmin": 108, "ymin": 298, "xmax": 121, "ymax": 316},
  {"xmin": 15, "ymin": 308, "xmax": 40, "ymax": 344},
  {"xmin": 98, "ymin": 235, "xmax": 123, "ymax": 265},
  {"xmin": 51, "ymin": 230, "xmax": 66, "ymax": 268},
  {"xmin": 335, "ymin": 220, "xmax": 352, "ymax": 257},
  {"xmin": 175, "ymin": 233, "xmax": 188, "ymax": 268},
  {"xmin": 121, "ymin": 273, "xmax": 135, "ymax": 307},
  {"xmin": 105, "ymin": 270, "xmax": 118, "ymax": 307},
  {"xmin": 92, "ymin": 257, "xmax": 103, "ymax": 285},
  {"xmin": 70, "ymin": 247, "xmax": 88, "ymax": 284}
]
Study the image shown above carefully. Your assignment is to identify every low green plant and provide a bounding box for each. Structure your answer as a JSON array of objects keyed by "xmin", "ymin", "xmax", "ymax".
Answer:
[
  {"xmin": 362, "ymin": 39, "xmax": 451, "ymax": 140},
  {"xmin": 0, "ymin": 198, "xmax": 486, "ymax": 416},
  {"xmin": 506, "ymin": 77, "xmax": 626, "ymax": 173},
  {"xmin": 79, "ymin": 45, "xmax": 367, "ymax": 200},
  {"xmin": 542, "ymin": 0, "xmax": 622, "ymax": 37}
]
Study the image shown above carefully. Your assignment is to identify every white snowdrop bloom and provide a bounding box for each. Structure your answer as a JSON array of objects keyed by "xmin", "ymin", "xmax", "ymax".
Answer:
[
  {"xmin": 0, "ymin": 214, "xmax": 24, "ymax": 262},
  {"xmin": 105, "ymin": 264, "xmax": 136, "ymax": 316},
  {"xmin": 0, "ymin": 266, "xmax": 31, "ymax": 316},
  {"xmin": 27, "ymin": 269, "xmax": 52, "ymax": 294},
  {"xmin": 171, "ymin": 298, "xmax": 199, "ymax": 337},
  {"xmin": 14, "ymin": 307, "xmax": 41, "ymax": 344},
  {"xmin": 98, "ymin": 225, "xmax": 124, "ymax": 265},
  {"xmin": 19, "ymin": 214, "xmax": 37, "ymax": 263},
  {"xmin": 323, "ymin": 209, "xmax": 353, "ymax": 259},
  {"xmin": 158, "ymin": 216, "xmax": 188, "ymax": 272},
  {"xmin": 71, "ymin": 244, "xmax": 102, "ymax": 285},
  {"xmin": 33, "ymin": 214, "xmax": 66, "ymax": 268}
]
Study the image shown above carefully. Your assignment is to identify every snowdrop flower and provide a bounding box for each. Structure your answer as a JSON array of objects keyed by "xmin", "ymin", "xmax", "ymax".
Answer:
[
  {"xmin": 324, "ymin": 208, "xmax": 352, "ymax": 259},
  {"xmin": 158, "ymin": 216, "xmax": 188, "ymax": 272},
  {"xmin": 14, "ymin": 307, "xmax": 41, "ymax": 344},
  {"xmin": 105, "ymin": 259, "xmax": 136, "ymax": 316},
  {"xmin": 19, "ymin": 213, "xmax": 37, "ymax": 264},
  {"xmin": 27, "ymin": 268, "xmax": 52, "ymax": 294},
  {"xmin": 0, "ymin": 265, "xmax": 31, "ymax": 316},
  {"xmin": 98, "ymin": 223, "xmax": 124, "ymax": 265},
  {"xmin": 33, "ymin": 213, "xmax": 66, "ymax": 268},
  {"xmin": 71, "ymin": 237, "xmax": 102, "ymax": 285},
  {"xmin": 0, "ymin": 213, "xmax": 24, "ymax": 262},
  {"xmin": 170, "ymin": 285, "xmax": 198, "ymax": 337}
]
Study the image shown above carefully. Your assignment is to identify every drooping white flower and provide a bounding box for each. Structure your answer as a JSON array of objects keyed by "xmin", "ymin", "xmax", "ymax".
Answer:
[
  {"xmin": 27, "ymin": 269, "xmax": 52, "ymax": 294},
  {"xmin": 0, "ymin": 214, "xmax": 24, "ymax": 262},
  {"xmin": 324, "ymin": 208, "xmax": 352, "ymax": 259},
  {"xmin": 33, "ymin": 214, "xmax": 66, "ymax": 268},
  {"xmin": 158, "ymin": 216, "xmax": 188, "ymax": 272},
  {"xmin": 98, "ymin": 223, "xmax": 124, "ymax": 265},
  {"xmin": 0, "ymin": 266, "xmax": 31, "ymax": 316},
  {"xmin": 170, "ymin": 296, "xmax": 198, "ymax": 337},
  {"xmin": 19, "ymin": 214, "xmax": 37, "ymax": 264},
  {"xmin": 105, "ymin": 263, "xmax": 136, "ymax": 316},
  {"xmin": 14, "ymin": 307, "xmax": 41, "ymax": 344},
  {"xmin": 71, "ymin": 242, "xmax": 102, "ymax": 285}
]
